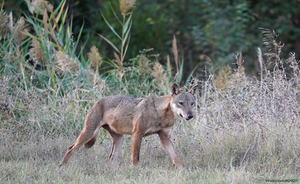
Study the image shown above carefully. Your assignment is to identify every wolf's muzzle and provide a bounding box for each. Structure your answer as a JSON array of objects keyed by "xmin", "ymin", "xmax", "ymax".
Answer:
[{"xmin": 186, "ymin": 113, "xmax": 194, "ymax": 120}]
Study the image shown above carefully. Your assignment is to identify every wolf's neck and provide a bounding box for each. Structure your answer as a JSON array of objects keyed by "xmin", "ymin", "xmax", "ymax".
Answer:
[{"xmin": 154, "ymin": 95, "xmax": 173, "ymax": 111}]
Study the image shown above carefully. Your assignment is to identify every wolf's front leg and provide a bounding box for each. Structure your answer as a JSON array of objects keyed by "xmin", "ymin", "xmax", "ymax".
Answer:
[
  {"xmin": 131, "ymin": 132, "xmax": 143, "ymax": 165},
  {"xmin": 158, "ymin": 130, "xmax": 181, "ymax": 168}
]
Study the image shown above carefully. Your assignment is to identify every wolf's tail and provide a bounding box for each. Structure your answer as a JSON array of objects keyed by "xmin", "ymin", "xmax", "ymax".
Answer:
[{"xmin": 85, "ymin": 135, "xmax": 97, "ymax": 148}]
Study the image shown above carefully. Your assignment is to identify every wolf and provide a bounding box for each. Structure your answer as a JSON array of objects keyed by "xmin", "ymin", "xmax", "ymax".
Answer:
[{"xmin": 60, "ymin": 84, "xmax": 197, "ymax": 168}]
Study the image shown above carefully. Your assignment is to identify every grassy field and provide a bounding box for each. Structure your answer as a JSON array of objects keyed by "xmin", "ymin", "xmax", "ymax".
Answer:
[
  {"xmin": 1, "ymin": 0, "xmax": 300, "ymax": 183},
  {"xmin": 0, "ymin": 135, "xmax": 257, "ymax": 184},
  {"xmin": 1, "ymin": 117, "xmax": 300, "ymax": 183},
  {"xmin": 1, "ymin": 64, "xmax": 300, "ymax": 183}
]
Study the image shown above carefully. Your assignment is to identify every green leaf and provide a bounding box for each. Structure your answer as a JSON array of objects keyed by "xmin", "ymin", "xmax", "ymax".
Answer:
[
  {"xmin": 123, "ymin": 33, "xmax": 131, "ymax": 59},
  {"xmin": 109, "ymin": 2, "xmax": 122, "ymax": 26},
  {"xmin": 122, "ymin": 13, "xmax": 133, "ymax": 36},
  {"xmin": 20, "ymin": 58, "xmax": 29, "ymax": 90},
  {"xmin": 53, "ymin": 0, "xmax": 66, "ymax": 15},
  {"xmin": 102, "ymin": 60, "xmax": 115, "ymax": 67},
  {"xmin": 24, "ymin": 0, "xmax": 33, "ymax": 14},
  {"xmin": 59, "ymin": 6, "xmax": 68, "ymax": 33},
  {"xmin": 55, "ymin": 32, "xmax": 64, "ymax": 46},
  {"xmin": 31, "ymin": 4, "xmax": 45, "ymax": 14},
  {"xmin": 1, "ymin": 0, "xmax": 5, "ymax": 9},
  {"xmin": 118, "ymin": 79, "xmax": 128, "ymax": 94},
  {"xmin": 78, "ymin": 37, "xmax": 89, "ymax": 63},
  {"xmin": 97, "ymin": 33, "xmax": 120, "ymax": 53},
  {"xmin": 51, "ymin": 71, "xmax": 56, "ymax": 89},
  {"xmin": 103, "ymin": 69, "xmax": 116, "ymax": 75},
  {"xmin": 101, "ymin": 14, "xmax": 122, "ymax": 40},
  {"xmin": 72, "ymin": 23, "xmax": 84, "ymax": 56},
  {"xmin": 122, "ymin": 20, "xmax": 132, "ymax": 47},
  {"xmin": 176, "ymin": 61, "xmax": 184, "ymax": 84},
  {"xmin": 23, "ymin": 14, "xmax": 39, "ymax": 34}
]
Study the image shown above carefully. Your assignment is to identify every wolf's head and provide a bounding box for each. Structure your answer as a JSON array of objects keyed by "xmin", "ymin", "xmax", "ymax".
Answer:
[{"xmin": 170, "ymin": 84, "xmax": 198, "ymax": 121}]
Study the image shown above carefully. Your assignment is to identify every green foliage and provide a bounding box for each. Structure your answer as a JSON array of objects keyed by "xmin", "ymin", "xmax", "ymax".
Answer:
[
  {"xmin": 3, "ymin": 0, "xmax": 300, "ymax": 78},
  {"xmin": 0, "ymin": 0, "xmax": 94, "ymax": 94},
  {"xmin": 97, "ymin": 1, "xmax": 134, "ymax": 78},
  {"xmin": 74, "ymin": 0, "xmax": 300, "ymax": 77},
  {"xmin": 192, "ymin": 1, "xmax": 254, "ymax": 66}
]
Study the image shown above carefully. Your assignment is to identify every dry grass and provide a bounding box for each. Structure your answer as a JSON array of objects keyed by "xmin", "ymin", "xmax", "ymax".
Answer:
[
  {"xmin": 1, "ymin": 123, "xmax": 299, "ymax": 183},
  {"xmin": 0, "ymin": 9, "xmax": 12, "ymax": 40},
  {"xmin": 0, "ymin": 135, "xmax": 259, "ymax": 184},
  {"xmin": 2, "ymin": 52, "xmax": 300, "ymax": 183}
]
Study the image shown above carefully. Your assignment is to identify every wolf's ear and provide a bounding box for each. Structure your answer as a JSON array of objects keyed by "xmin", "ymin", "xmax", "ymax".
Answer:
[
  {"xmin": 171, "ymin": 83, "xmax": 180, "ymax": 95},
  {"xmin": 188, "ymin": 85, "xmax": 198, "ymax": 96}
]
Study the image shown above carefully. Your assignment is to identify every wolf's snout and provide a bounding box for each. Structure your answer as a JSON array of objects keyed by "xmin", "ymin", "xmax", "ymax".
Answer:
[{"xmin": 186, "ymin": 113, "xmax": 194, "ymax": 120}]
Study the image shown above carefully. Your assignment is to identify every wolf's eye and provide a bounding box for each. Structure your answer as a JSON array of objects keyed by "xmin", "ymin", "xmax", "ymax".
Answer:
[
  {"xmin": 191, "ymin": 102, "xmax": 195, "ymax": 106},
  {"xmin": 178, "ymin": 102, "xmax": 184, "ymax": 106}
]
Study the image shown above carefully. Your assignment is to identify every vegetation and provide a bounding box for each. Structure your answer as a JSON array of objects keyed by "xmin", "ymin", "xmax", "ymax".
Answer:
[
  {"xmin": 1, "ymin": 0, "xmax": 300, "ymax": 183},
  {"xmin": 4, "ymin": 0, "xmax": 300, "ymax": 78}
]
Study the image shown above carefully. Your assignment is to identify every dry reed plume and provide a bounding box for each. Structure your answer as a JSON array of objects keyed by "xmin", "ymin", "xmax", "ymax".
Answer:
[
  {"xmin": 29, "ymin": 38, "xmax": 46, "ymax": 64},
  {"xmin": 88, "ymin": 45, "xmax": 103, "ymax": 72},
  {"xmin": 172, "ymin": 36, "xmax": 179, "ymax": 73},
  {"xmin": 13, "ymin": 17, "xmax": 30, "ymax": 45},
  {"xmin": 87, "ymin": 46, "xmax": 103, "ymax": 85},
  {"xmin": 119, "ymin": 0, "xmax": 136, "ymax": 16},
  {"xmin": 26, "ymin": 0, "xmax": 53, "ymax": 14},
  {"xmin": 214, "ymin": 65, "xmax": 233, "ymax": 89},
  {"xmin": 56, "ymin": 51, "xmax": 79, "ymax": 74},
  {"xmin": 137, "ymin": 54, "xmax": 149, "ymax": 78},
  {"xmin": 152, "ymin": 61, "xmax": 167, "ymax": 89},
  {"xmin": 0, "ymin": 10, "xmax": 11, "ymax": 40}
]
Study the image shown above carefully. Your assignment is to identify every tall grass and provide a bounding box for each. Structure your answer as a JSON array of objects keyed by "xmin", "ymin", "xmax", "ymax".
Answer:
[{"xmin": 1, "ymin": 0, "xmax": 300, "ymax": 183}]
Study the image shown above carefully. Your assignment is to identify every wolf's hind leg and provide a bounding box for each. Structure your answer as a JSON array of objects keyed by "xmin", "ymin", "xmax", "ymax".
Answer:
[
  {"xmin": 60, "ymin": 126, "xmax": 99, "ymax": 166},
  {"xmin": 102, "ymin": 125, "xmax": 123, "ymax": 164}
]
